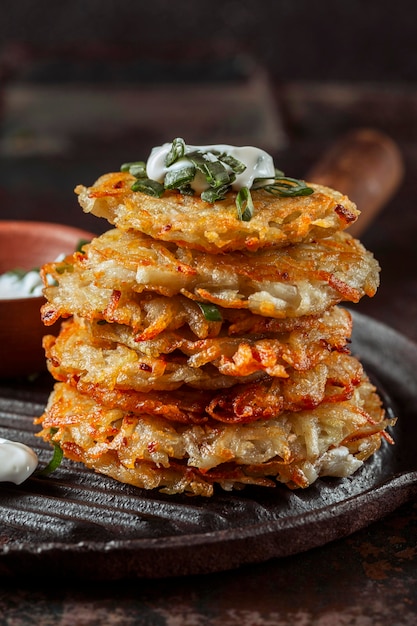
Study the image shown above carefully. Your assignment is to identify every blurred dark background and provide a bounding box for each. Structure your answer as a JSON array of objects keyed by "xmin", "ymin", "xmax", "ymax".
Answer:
[
  {"xmin": 0, "ymin": 1, "xmax": 416, "ymax": 308},
  {"xmin": 0, "ymin": 0, "xmax": 416, "ymax": 83}
]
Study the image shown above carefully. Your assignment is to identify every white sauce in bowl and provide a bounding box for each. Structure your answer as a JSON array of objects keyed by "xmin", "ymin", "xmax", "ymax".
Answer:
[
  {"xmin": 0, "ymin": 269, "xmax": 44, "ymax": 299},
  {"xmin": 0, "ymin": 437, "xmax": 38, "ymax": 484},
  {"xmin": 0, "ymin": 254, "xmax": 64, "ymax": 300}
]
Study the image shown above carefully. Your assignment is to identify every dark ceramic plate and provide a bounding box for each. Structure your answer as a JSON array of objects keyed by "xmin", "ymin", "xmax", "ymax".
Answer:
[{"xmin": 0, "ymin": 311, "xmax": 416, "ymax": 580}]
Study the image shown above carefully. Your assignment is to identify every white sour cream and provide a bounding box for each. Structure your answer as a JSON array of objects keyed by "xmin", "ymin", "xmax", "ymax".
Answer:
[
  {"xmin": 0, "ymin": 254, "xmax": 64, "ymax": 300},
  {"xmin": 146, "ymin": 142, "xmax": 275, "ymax": 193},
  {"xmin": 0, "ymin": 269, "xmax": 44, "ymax": 299},
  {"xmin": 0, "ymin": 437, "xmax": 38, "ymax": 484}
]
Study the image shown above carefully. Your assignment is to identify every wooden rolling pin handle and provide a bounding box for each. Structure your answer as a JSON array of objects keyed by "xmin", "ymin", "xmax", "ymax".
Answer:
[{"xmin": 305, "ymin": 128, "xmax": 404, "ymax": 237}]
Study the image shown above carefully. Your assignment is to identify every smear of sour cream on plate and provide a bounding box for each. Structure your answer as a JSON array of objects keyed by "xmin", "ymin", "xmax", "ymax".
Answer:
[{"xmin": 0, "ymin": 437, "xmax": 38, "ymax": 484}]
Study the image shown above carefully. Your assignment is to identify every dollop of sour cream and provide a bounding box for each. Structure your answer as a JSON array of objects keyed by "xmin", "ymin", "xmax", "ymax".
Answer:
[
  {"xmin": 146, "ymin": 143, "xmax": 276, "ymax": 194},
  {"xmin": 0, "ymin": 437, "xmax": 38, "ymax": 484}
]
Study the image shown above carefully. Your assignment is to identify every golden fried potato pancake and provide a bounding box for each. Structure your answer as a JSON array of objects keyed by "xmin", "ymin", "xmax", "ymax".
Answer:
[
  {"xmin": 41, "ymin": 258, "xmax": 338, "ymax": 338},
  {"xmin": 43, "ymin": 228, "xmax": 379, "ymax": 319},
  {"xmin": 36, "ymin": 379, "xmax": 394, "ymax": 496},
  {"xmin": 75, "ymin": 172, "xmax": 359, "ymax": 253},
  {"xmin": 43, "ymin": 307, "xmax": 352, "ymax": 392},
  {"xmin": 63, "ymin": 349, "xmax": 364, "ymax": 424},
  {"xmin": 41, "ymin": 272, "xmax": 225, "ymax": 337}
]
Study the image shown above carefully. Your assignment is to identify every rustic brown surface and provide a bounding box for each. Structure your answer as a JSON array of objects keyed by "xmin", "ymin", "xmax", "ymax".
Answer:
[{"xmin": 1, "ymin": 78, "xmax": 417, "ymax": 624}]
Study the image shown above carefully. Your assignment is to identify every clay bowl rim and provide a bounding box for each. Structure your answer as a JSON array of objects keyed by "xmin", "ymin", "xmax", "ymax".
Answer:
[
  {"xmin": 0, "ymin": 220, "xmax": 96, "ymax": 378},
  {"xmin": 0, "ymin": 220, "xmax": 95, "ymax": 303}
]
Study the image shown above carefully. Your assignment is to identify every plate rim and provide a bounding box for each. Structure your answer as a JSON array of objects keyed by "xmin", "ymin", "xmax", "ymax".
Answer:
[{"xmin": 1, "ymin": 311, "xmax": 417, "ymax": 578}]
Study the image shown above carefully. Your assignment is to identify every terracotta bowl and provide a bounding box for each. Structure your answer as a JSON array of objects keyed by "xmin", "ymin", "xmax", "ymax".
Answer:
[{"xmin": 0, "ymin": 221, "xmax": 94, "ymax": 378}]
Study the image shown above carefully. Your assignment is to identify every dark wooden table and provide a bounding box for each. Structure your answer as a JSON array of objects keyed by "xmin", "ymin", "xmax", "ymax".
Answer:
[{"xmin": 1, "ymin": 79, "xmax": 416, "ymax": 624}]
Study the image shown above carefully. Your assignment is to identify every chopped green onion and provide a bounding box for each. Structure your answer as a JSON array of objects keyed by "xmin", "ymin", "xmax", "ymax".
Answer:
[
  {"xmin": 39, "ymin": 444, "xmax": 63, "ymax": 476},
  {"xmin": 177, "ymin": 184, "xmax": 195, "ymax": 196},
  {"xmin": 121, "ymin": 139, "xmax": 314, "ymax": 222},
  {"xmin": 236, "ymin": 187, "xmax": 254, "ymax": 221},
  {"xmin": 75, "ymin": 238, "xmax": 90, "ymax": 253},
  {"xmin": 218, "ymin": 152, "xmax": 246, "ymax": 174},
  {"xmin": 131, "ymin": 178, "xmax": 165, "ymax": 197},
  {"xmin": 196, "ymin": 302, "xmax": 223, "ymax": 321},
  {"xmin": 188, "ymin": 152, "xmax": 231, "ymax": 189},
  {"xmin": 55, "ymin": 262, "xmax": 74, "ymax": 274},
  {"xmin": 37, "ymin": 430, "xmax": 63, "ymax": 476},
  {"xmin": 164, "ymin": 165, "xmax": 196, "ymax": 189},
  {"xmin": 5, "ymin": 268, "xmax": 31, "ymax": 279},
  {"xmin": 257, "ymin": 175, "xmax": 314, "ymax": 198},
  {"xmin": 165, "ymin": 138, "xmax": 186, "ymax": 167},
  {"xmin": 128, "ymin": 162, "xmax": 147, "ymax": 178},
  {"xmin": 121, "ymin": 161, "xmax": 147, "ymax": 177},
  {"xmin": 201, "ymin": 184, "xmax": 230, "ymax": 203}
]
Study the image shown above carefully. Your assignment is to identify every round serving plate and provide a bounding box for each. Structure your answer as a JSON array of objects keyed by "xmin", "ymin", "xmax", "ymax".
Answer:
[{"xmin": 0, "ymin": 311, "xmax": 416, "ymax": 580}]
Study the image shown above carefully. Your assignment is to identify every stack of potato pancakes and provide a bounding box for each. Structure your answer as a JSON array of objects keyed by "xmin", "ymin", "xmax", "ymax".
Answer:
[{"xmin": 36, "ymin": 142, "xmax": 394, "ymax": 496}]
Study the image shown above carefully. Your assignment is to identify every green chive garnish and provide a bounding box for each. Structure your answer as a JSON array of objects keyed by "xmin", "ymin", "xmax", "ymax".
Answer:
[
  {"xmin": 218, "ymin": 152, "xmax": 246, "ymax": 174},
  {"xmin": 5, "ymin": 268, "xmax": 31, "ymax": 279},
  {"xmin": 236, "ymin": 187, "xmax": 254, "ymax": 221},
  {"xmin": 165, "ymin": 137, "xmax": 186, "ymax": 167},
  {"xmin": 39, "ymin": 443, "xmax": 63, "ymax": 476},
  {"xmin": 253, "ymin": 170, "xmax": 314, "ymax": 198},
  {"xmin": 55, "ymin": 262, "xmax": 74, "ymax": 274},
  {"xmin": 120, "ymin": 139, "xmax": 314, "ymax": 222},
  {"xmin": 75, "ymin": 238, "xmax": 90, "ymax": 253},
  {"xmin": 197, "ymin": 302, "xmax": 223, "ymax": 321},
  {"xmin": 37, "ymin": 429, "xmax": 63, "ymax": 476},
  {"xmin": 177, "ymin": 184, "xmax": 195, "ymax": 196},
  {"xmin": 188, "ymin": 152, "xmax": 231, "ymax": 189},
  {"xmin": 201, "ymin": 184, "xmax": 230, "ymax": 203},
  {"xmin": 164, "ymin": 165, "xmax": 196, "ymax": 189},
  {"xmin": 121, "ymin": 161, "xmax": 147, "ymax": 177},
  {"xmin": 131, "ymin": 178, "xmax": 165, "ymax": 197}
]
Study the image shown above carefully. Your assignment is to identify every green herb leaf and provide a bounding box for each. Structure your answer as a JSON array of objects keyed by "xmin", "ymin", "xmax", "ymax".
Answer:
[
  {"xmin": 38, "ymin": 436, "xmax": 63, "ymax": 476},
  {"xmin": 188, "ymin": 152, "xmax": 231, "ymax": 189},
  {"xmin": 177, "ymin": 184, "xmax": 195, "ymax": 196},
  {"xmin": 196, "ymin": 302, "xmax": 223, "ymax": 321},
  {"xmin": 55, "ymin": 262, "xmax": 74, "ymax": 275},
  {"xmin": 259, "ymin": 176, "xmax": 314, "ymax": 198},
  {"xmin": 129, "ymin": 162, "xmax": 147, "ymax": 178},
  {"xmin": 201, "ymin": 184, "xmax": 230, "ymax": 203},
  {"xmin": 121, "ymin": 161, "xmax": 147, "ymax": 178},
  {"xmin": 164, "ymin": 165, "xmax": 196, "ymax": 189},
  {"xmin": 165, "ymin": 138, "xmax": 186, "ymax": 167},
  {"xmin": 75, "ymin": 238, "xmax": 90, "ymax": 253},
  {"xmin": 121, "ymin": 142, "xmax": 315, "ymax": 223},
  {"xmin": 236, "ymin": 187, "xmax": 254, "ymax": 221},
  {"xmin": 131, "ymin": 178, "xmax": 165, "ymax": 197},
  {"xmin": 218, "ymin": 152, "xmax": 246, "ymax": 174},
  {"xmin": 5, "ymin": 268, "xmax": 29, "ymax": 279}
]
